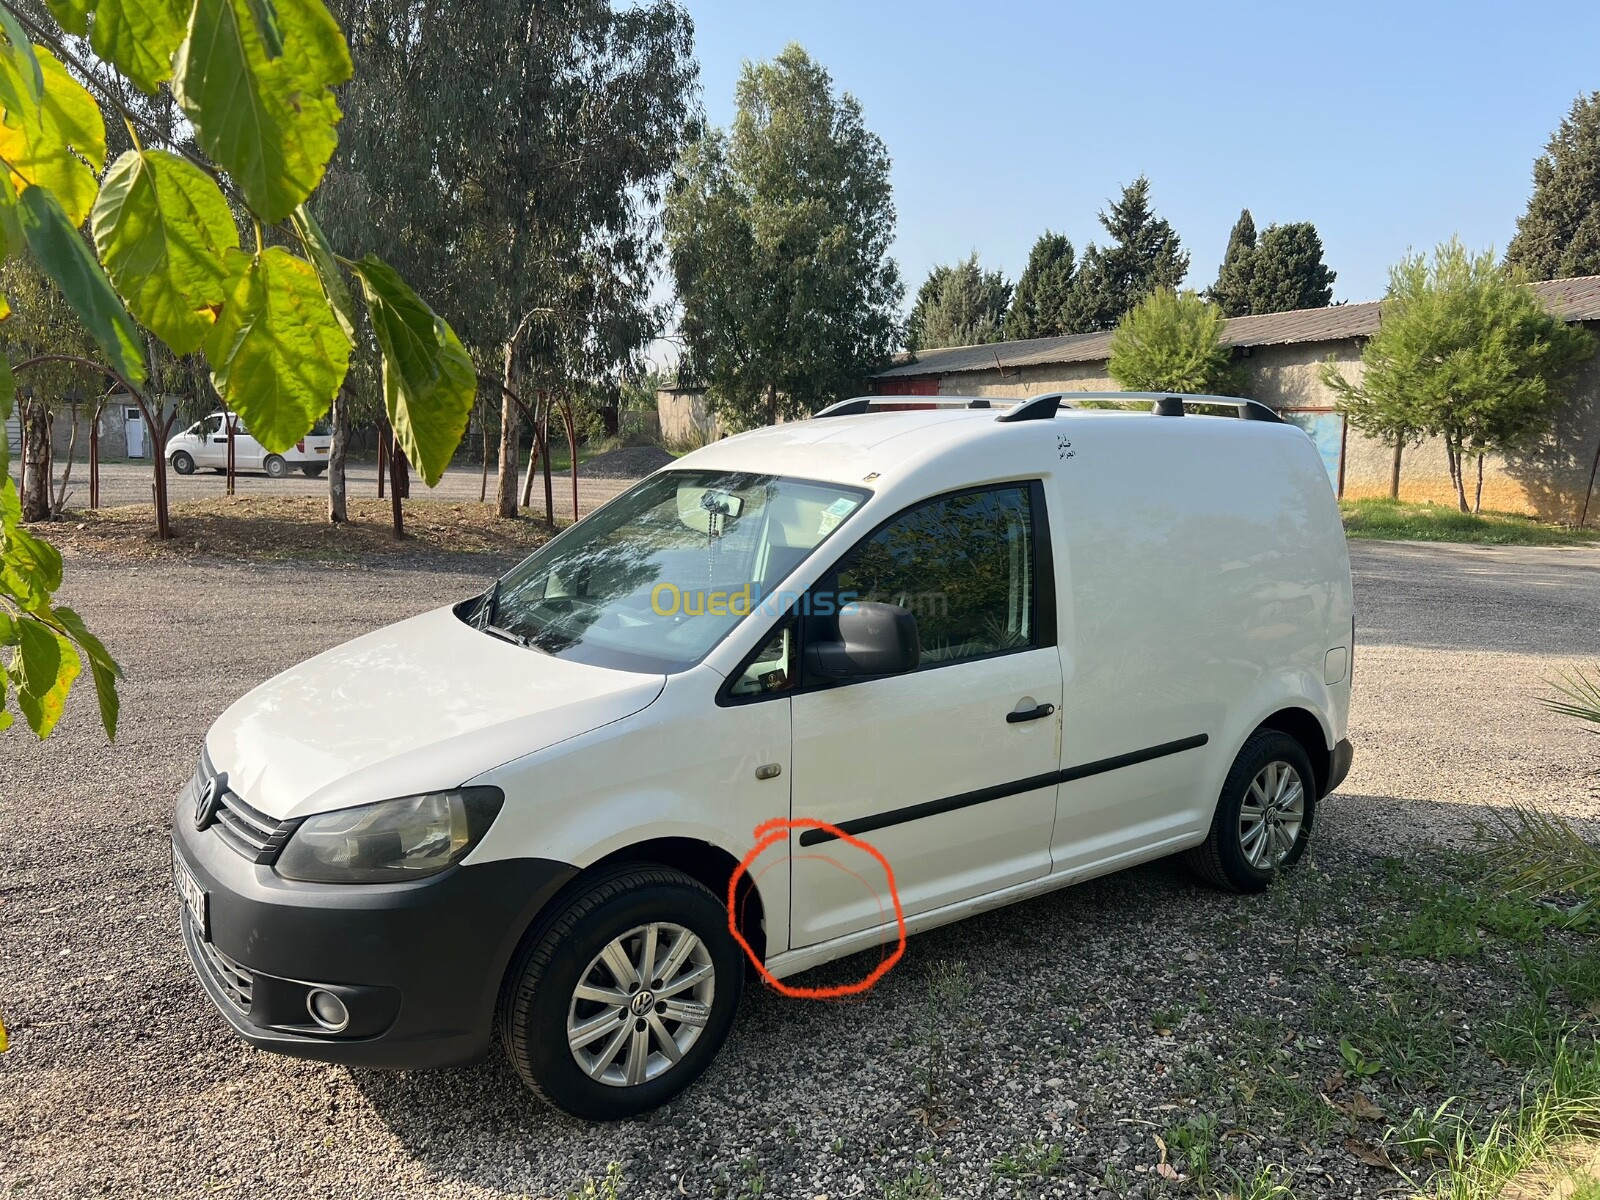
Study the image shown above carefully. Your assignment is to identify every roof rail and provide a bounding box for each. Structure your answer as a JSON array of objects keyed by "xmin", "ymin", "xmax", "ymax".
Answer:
[
  {"xmin": 812, "ymin": 395, "xmax": 994, "ymax": 418},
  {"xmin": 1022, "ymin": 391, "xmax": 1283, "ymax": 424}
]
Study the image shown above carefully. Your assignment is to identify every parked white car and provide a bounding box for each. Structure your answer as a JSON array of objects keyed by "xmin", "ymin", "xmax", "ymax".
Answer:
[
  {"xmin": 167, "ymin": 412, "xmax": 332, "ymax": 478},
  {"xmin": 171, "ymin": 391, "xmax": 1354, "ymax": 1120}
]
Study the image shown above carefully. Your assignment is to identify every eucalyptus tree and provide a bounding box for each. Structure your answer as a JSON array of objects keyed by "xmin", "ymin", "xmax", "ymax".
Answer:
[{"xmin": 667, "ymin": 44, "xmax": 902, "ymax": 430}]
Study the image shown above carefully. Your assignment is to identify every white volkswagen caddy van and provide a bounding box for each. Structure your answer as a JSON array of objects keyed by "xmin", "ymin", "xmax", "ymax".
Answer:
[{"xmin": 172, "ymin": 392, "xmax": 1354, "ymax": 1119}]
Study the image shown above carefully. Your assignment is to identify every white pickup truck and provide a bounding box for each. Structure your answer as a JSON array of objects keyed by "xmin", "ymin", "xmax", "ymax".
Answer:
[{"xmin": 167, "ymin": 412, "xmax": 332, "ymax": 478}]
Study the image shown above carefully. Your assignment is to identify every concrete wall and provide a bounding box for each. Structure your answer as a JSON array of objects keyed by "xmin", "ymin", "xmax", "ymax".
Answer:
[
  {"xmin": 656, "ymin": 386, "xmax": 724, "ymax": 447},
  {"xmin": 903, "ymin": 326, "xmax": 1600, "ymax": 524},
  {"xmin": 48, "ymin": 395, "xmax": 181, "ymax": 461}
]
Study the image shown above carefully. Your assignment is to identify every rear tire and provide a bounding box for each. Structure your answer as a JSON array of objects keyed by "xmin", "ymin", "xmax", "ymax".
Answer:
[
  {"xmin": 301, "ymin": 465, "xmax": 326, "ymax": 477},
  {"xmin": 1187, "ymin": 729, "xmax": 1316, "ymax": 893},
  {"xmin": 169, "ymin": 451, "xmax": 194, "ymax": 475},
  {"xmin": 497, "ymin": 866, "xmax": 743, "ymax": 1120},
  {"xmin": 263, "ymin": 454, "xmax": 288, "ymax": 479}
]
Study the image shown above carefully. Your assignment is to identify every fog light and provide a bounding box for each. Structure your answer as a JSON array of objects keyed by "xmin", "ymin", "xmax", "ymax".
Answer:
[{"xmin": 306, "ymin": 988, "xmax": 350, "ymax": 1032}]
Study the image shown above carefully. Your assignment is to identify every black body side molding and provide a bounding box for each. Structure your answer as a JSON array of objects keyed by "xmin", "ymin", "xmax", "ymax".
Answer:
[{"xmin": 797, "ymin": 733, "xmax": 1210, "ymax": 846}]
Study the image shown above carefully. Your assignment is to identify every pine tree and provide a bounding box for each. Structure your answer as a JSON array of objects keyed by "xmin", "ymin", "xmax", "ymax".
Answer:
[
  {"xmin": 1108, "ymin": 289, "xmax": 1237, "ymax": 394},
  {"xmin": 1247, "ymin": 222, "xmax": 1336, "ymax": 313},
  {"xmin": 1062, "ymin": 177, "xmax": 1189, "ymax": 333},
  {"xmin": 1323, "ymin": 241, "xmax": 1594, "ymax": 512},
  {"xmin": 1507, "ymin": 93, "xmax": 1600, "ymax": 280},
  {"xmin": 1207, "ymin": 209, "xmax": 1256, "ymax": 317},
  {"xmin": 1003, "ymin": 232, "xmax": 1075, "ymax": 340},
  {"xmin": 909, "ymin": 253, "xmax": 1012, "ymax": 349}
]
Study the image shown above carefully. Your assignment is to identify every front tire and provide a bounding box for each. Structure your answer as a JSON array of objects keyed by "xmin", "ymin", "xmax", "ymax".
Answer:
[
  {"xmin": 498, "ymin": 867, "xmax": 743, "ymax": 1120},
  {"xmin": 169, "ymin": 451, "xmax": 194, "ymax": 475},
  {"xmin": 1188, "ymin": 729, "xmax": 1315, "ymax": 893},
  {"xmin": 263, "ymin": 454, "xmax": 288, "ymax": 479}
]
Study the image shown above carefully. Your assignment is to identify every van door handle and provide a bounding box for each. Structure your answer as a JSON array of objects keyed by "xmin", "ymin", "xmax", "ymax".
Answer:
[{"xmin": 1006, "ymin": 703, "xmax": 1055, "ymax": 724}]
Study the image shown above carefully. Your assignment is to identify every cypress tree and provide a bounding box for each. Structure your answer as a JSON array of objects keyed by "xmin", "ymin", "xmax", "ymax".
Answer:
[
  {"xmin": 910, "ymin": 253, "xmax": 1012, "ymax": 349},
  {"xmin": 1207, "ymin": 209, "xmax": 1256, "ymax": 317},
  {"xmin": 1247, "ymin": 222, "xmax": 1336, "ymax": 313},
  {"xmin": 1506, "ymin": 92, "xmax": 1600, "ymax": 280}
]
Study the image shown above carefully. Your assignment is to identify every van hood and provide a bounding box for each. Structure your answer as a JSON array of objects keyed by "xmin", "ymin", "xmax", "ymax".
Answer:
[{"xmin": 205, "ymin": 606, "xmax": 666, "ymax": 821}]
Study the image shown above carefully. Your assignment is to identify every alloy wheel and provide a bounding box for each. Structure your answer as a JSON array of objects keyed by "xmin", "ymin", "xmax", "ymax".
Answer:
[
  {"xmin": 566, "ymin": 921, "xmax": 715, "ymax": 1088},
  {"xmin": 1238, "ymin": 760, "xmax": 1306, "ymax": 869}
]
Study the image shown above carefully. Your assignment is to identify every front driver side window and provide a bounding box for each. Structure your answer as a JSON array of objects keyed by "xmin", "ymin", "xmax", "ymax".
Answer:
[{"xmin": 833, "ymin": 485, "xmax": 1036, "ymax": 666}]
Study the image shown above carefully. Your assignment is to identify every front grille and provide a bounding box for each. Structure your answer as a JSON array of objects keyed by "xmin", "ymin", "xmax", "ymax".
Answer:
[
  {"xmin": 194, "ymin": 750, "xmax": 296, "ymax": 864},
  {"xmin": 190, "ymin": 916, "xmax": 253, "ymax": 1012}
]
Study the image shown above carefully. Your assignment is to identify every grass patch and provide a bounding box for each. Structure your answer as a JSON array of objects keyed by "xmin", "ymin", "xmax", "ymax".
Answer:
[
  {"xmin": 1340, "ymin": 498, "xmax": 1600, "ymax": 546},
  {"xmin": 42, "ymin": 495, "xmax": 556, "ymax": 564}
]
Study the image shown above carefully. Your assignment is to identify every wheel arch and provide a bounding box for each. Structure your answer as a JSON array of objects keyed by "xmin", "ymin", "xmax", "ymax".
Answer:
[
  {"xmin": 585, "ymin": 837, "xmax": 766, "ymax": 968},
  {"xmin": 1254, "ymin": 706, "xmax": 1333, "ymax": 798}
]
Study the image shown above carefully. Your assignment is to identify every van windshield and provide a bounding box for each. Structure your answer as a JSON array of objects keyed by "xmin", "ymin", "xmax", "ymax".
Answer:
[{"xmin": 475, "ymin": 470, "xmax": 868, "ymax": 673}]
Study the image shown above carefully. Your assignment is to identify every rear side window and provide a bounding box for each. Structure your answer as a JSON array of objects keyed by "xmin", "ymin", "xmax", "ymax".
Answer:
[{"xmin": 833, "ymin": 485, "xmax": 1036, "ymax": 666}]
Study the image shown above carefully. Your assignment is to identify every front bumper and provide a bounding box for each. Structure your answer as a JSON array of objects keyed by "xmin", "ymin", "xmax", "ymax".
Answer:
[{"xmin": 171, "ymin": 793, "xmax": 576, "ymax": 1069}]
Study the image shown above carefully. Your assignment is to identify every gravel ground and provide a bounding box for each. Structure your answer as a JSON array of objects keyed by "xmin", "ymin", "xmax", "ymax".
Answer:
[
  {"xmin": 3, "ymin": 541, "xmax": 1599, "ymax": 1199},
  {"xmin": 39, "ymin": 459, "xmax": 636, "ymax": 515}
]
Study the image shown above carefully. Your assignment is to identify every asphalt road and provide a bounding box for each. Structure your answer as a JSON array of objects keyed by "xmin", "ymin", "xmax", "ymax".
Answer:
[{"xmin": 2, "ymin": 541, "xmax": 1599, "ymax": 1198}]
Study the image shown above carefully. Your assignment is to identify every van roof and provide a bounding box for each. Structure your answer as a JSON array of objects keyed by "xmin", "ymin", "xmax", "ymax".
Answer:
[{"xmin": 673, "ymin": 391, "xmax": 1294, "ymax": 487}]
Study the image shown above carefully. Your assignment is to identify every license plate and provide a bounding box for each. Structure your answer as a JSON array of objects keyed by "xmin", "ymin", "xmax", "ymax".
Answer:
[
  {"xmin": 315, "ymin": 446, "xmax": 329, "ymax": 454},
  {"xmin": 173, "ymin": 847, "xmax": 209, "ymax": 941}
]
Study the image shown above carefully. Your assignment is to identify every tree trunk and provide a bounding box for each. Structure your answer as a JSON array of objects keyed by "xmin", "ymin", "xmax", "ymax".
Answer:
[
  {"xmin": 1389, "ymin": 438, "xmax": 1403, "ymax": 500},
  {"xmin": 561, "ymin": 398, "xmax": 579, "ymax": 522},
  {"xmin": 521, "ymin": 433, "xmax": 538, "ymax": 507},
  {"xmin": 51, "ymin": 404, "xmax": 78, "ymax": 517},
  {"xmin": 377, "ymin": 426, "xmax": 387, "ymax": 499},
  {"xmin": 149, "ymin": 402, "xmax": 174, "ymax": 540},
  {"xmin": 88, "ymin": 399, "xmax": 102, "ymax": 510},
  {"xmin": 1579, "ymin": 433, "xmax": 1600, "ymax": 527},
  {"xmin": 20, "ymin": 397, "xmax": 50, "ymax": 522},
  {"xmin": 495, "ymin": 339, "xmax": 521, "ymax": 519},
  {"xmin": 328, "ymin": 380, "xmax": 350, "ymax": 523},
  {"xmin": 478, "ymin": 397, "xmax": 491, "ymax": 504},
  {"xmin": 765, "ymin": 383, "xmax": 777, "ymax": 428},
  {"xmin": 1446, "ymin": 440, "xmax": 1469, "ymax": 513},
  {"xmin": 389, "ymin": 440, "xmax": 408, "ymax": 538},
  {"xmin": 1473, "ymin": 453, "xmax": 1485, "ymax": 514},
  {"xmin": 540, "ymin": 403, "xmax": 554, "ymax": 523}
]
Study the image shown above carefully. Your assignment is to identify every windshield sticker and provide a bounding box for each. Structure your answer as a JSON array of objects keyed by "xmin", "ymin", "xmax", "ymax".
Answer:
[{"xmin": 817, "ymin": 496, "xmax": 860, "ymax": 537}]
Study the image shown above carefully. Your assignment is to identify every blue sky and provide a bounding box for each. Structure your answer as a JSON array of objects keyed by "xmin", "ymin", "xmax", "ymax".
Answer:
[{"xmin": 685, "ymin": 0, "xmax": 1600, "ymax": 310}]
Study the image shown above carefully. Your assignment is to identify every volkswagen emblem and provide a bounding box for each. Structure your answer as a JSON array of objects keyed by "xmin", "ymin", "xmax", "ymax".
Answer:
[{"xmin": 194, "ymin": 773, "xmax": 227, "ymax": 830}]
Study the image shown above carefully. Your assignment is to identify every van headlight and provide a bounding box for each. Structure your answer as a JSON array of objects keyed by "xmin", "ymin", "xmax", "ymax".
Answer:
[{"xmin": 275, "ymin": 788, "xmax": 504, "ymax": 883}]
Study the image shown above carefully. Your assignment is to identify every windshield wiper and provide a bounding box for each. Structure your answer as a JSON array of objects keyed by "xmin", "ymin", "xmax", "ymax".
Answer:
[
  {"xmin": 477, "ymin": 578, "xmax": 500, "ymax": 630},
  {"xmin": 481, "ymin": 622, "xmax": 531, "ymax": 648}
]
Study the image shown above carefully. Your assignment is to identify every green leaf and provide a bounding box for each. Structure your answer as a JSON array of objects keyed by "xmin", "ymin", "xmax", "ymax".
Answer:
[
  {"xmin": 291, "ymin": 205, "xmax": 354, "ymax": 339},
  {"xmin": 0, "ymin": 46, "xmax": 106, "ymax": 226},
  {"xmin": 44, "ymin": 0, "xmax": 92, "ymax": 37},
  {"xmin": 13, "ymin": 616, "xmax": 79, "ymax": 738},
  {"xmin": 204, "ymin": 246, "xmax": 350, "ymax": 451},
  {"xmin": 89, "ymin": 0, "xmax": 190, "ymax": 94},
  {"xmin": 352, "ymin": 256, "xmax": 475, "ymax": 487},
  {"xmin": 17, "ymin": 185, "xmax": 145, "ymax": 385},
  {"xmin": 0, "ymin": 5, "xmax": 44, "ymax": 109},
  {"xmin": 93, "ymin": 149, "xmax": 237, "ymax": 355},
  {"xmin": 171, "ymin": 0, "xmax": 351, "ymax": 224},
  {"xmin": 51, "ymin": 605, "xmax": 120, "ymax": 740},
  {"xmin": 1, "ymin": 519, "xmax": 64, "ymax": 613}
]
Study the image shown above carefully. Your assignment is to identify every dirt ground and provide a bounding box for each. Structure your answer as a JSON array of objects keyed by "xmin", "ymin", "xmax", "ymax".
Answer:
[{"xmin": 2, "ymin": 542, "xmax": 1599, "ymax": 1199}]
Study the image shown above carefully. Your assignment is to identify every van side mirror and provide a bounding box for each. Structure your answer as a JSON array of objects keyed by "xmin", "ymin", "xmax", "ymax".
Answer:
[{"xmin": 805, "ymin": 601, "xmax": 920, "ymax": 679}]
